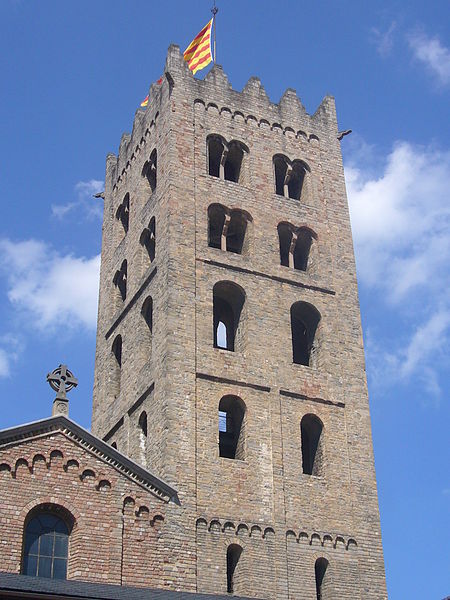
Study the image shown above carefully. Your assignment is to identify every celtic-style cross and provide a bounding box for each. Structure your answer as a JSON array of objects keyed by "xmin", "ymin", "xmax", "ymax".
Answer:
[{"xmin": 47, "ymin": 364, "xmax": 78, "ymax": 417}]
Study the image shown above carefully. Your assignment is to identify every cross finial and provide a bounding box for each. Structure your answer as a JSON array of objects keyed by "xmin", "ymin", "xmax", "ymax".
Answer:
[{"xmin": 47, "ymin": 364, "xmax": 78, "ymax": 417}]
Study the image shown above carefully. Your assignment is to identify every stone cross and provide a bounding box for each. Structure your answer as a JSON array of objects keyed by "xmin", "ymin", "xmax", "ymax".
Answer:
[{"xmin": 47, "ymin": 364, "xmax": 78, "ymax": 417}]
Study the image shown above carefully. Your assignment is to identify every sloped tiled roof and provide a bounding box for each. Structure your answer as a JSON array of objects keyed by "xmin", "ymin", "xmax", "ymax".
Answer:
[{"xmin": 0, "ymin": 415, "xmax": 178, "ymax": 504}]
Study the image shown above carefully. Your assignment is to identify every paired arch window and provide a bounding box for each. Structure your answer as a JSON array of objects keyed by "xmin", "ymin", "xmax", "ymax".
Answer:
[
  {"xmin": 315, "ymin": 558, "xmax": 330, "ymax": 600},
  {"xmin": 207, "ymin": 135, "xmax": 248, "ymax": 184},
  {"xmin": 22, "ymin": 509, "xmax": 71, "ymax": 580},
  {"xmin": 301, "ymin": 414, "xmax": 324, "ymax": 476},
  {"xmin": 278, "ymin": 223, "xmax": 316, "ymax": 271},
  {"xmin": 218, "ymin": 395, "xmax": 246, "ymax": 460},
  {"xmin": 208, "ymin": 204, "xmax": 252, "ymax": 254},
  {"xmin": 140, "ymin": 216, "xmax": 156, "ymax": 263},
  {"xmin": 142, "ymin": 149, "xmax": 157, "ymax": 193},
  {"xmin": 113, "ymin": 260, "xmax": 127, "ymax": 302},
  {"xmin": 213, "ymin": 281, "xmax": 245, "ymax": 352},
  {"xmin": 274, "ymin": 154, "xmax": 310, "ymax": 201},
  {"xmin": 290, "ymin": 301, "xmax": 321, "ymax": 366},
  {"xmin": 116, "ymin": 193, "xmax": 129, "ymax": 234},
  {"xmin": 226, "ymin": 544, "xmax": 242, "ymax": 593}
]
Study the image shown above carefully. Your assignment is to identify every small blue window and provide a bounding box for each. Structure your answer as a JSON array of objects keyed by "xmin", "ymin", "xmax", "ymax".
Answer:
[{"xmin": 23, "ymin": 513, "xmax": 69, "ymax": 579}]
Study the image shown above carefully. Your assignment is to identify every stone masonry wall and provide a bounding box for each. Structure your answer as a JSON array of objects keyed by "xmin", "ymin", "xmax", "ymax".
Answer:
[{"xmin": 91, "ymin": 45, "xmax": 387, "ymax": 598}]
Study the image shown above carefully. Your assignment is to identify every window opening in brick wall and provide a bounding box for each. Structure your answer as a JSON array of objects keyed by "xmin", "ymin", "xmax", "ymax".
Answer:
[
  {"xmin": 113, "ymin": 260, "xmax": 127, "ymax": 302},
  {"xmin": 138, "ymin": 411, "xmax": 148, "ymax": 466},
  {"xmin": 227, "ymin": 544, "xmax": 243, "ymax": 593},
  {"xmin": 207, "ymin": 135, "xmax": 225, "ymax": 178},
  {"xmin": 273, "ymin": 155, "xmax": 310, "ymax": 201},
  {"xmin": 22, "ymin": 507, "xmax": 73, "ymax": 580},
  {"xmin": 111, "ymin": 334, "xmax": 122, "ymax": 397},
  {"xmin": 290, "ymin": 301, "xmax": 321, "ymax": 366},
  {"xmin": 218, "ymin": 395, "xmax": 246, "ymax": 460},
  {"xmin": 208, "ymin": 204, "xmax": 226, "ymax": 249},
  {"xmin": 116, "ymin": 193, "xmax": 130, "ymax": 234},
  {"xmin": 111, "ymin": 441, "xmax": 117, "ymax": 449},
  {"xmin": 213, "ymin": 281, "xmax": 245, "ymax": 352},
  {"xmin": 315, "ymin": 557, "xmax": 330, "ymax": 600},
  {"xmin": 224, "ymin": 141, "xmax": 245, "ymax": 183},
  {"xmin": 141, "ymin": 296, "xmax": 153, "ymax": 333},
  {"xmin": 140, "ymin": 216, "xmax": 156, "ymax": 263},
  {"xmin": 226, "ymin": 210, "xmax": 247, "ymax": 254},
  {"xmin": 278, "ymin": 223, "xmax": 316, "ymax": 271},
  {"xmin": 142, "ymin": 149, "xmax": 157, "ymax": 193},
  {"xmin": 301, "ymin": 414, "xmax": 324, "ymax": 476},
  {"xmin": 274, "ymin": 154, "xmax": 288, "ymax": 196}
]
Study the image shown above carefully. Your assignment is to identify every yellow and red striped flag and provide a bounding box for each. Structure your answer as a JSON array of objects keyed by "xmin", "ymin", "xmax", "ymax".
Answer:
[
  {"xmin": 140, "ymin": 77, "xmax": 163, "ymax": 108},
  {"xmin": 183, "ymin": 19, "xmax": 213, "ymax": 75}
]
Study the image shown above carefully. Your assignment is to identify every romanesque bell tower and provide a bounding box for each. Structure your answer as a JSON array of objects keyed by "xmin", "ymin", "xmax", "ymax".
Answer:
[{"xmin": 92, "ymin": 45, "xmax": 387, "ymax": 599}]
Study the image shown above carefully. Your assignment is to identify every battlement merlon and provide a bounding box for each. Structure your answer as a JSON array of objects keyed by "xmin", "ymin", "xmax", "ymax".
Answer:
[{"xmin": 105, "ymin": 44, "xmax": 340, "ymax": 191}]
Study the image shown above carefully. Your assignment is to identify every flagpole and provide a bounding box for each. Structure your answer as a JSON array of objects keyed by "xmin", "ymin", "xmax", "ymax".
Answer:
[{"xmin": 211, "ymin": 1, "xmax": 218, "ymax": 63}]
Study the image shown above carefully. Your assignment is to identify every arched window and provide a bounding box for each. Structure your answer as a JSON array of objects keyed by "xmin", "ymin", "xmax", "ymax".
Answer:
[
  {"xmin": 315, "ymin": 557, "xmax": 330, "ymax": 600},
  {"xmin": 219, "ymin": 395, "xmax": 246, "ymax": 460},
  {"xmin": 301, "ymin": 414, "xmax": 324, "ymax": 476},
  {"xmin": 213, "ymin": 281, "xmax": 245, "ymax": 352},
  {"xmin": 273, "ymin": 155, "xmax": 310, "ymax": 201},
  {"xmin": 278, "ymin": 223, "xmax": 316, "ymax": 271},
  {"xmin": 207, "ymin": 136, "xmax": 248, "ymax": 184},
  {"xmin": 138, "ymin": 411, "xmax": 148, "ymax": 465},
  {"xmin": 140, "ymin": 216, "xmax": 156, "ymax": 263},
  {"xmin": 116, "ymin": 193, "xmax": 130, "ymax": 234},
  {"xmin": 142, "ymin": 149, "xmax": 157, "ymax": 192},
  {"xmin": 227, "ymin": 210, "xmax": 249, "ymax": 254},
  {"xmin": 226, "ymin": 544, "xmax": 243, "ymax": 594},
  {"xmin": 288, "ymin": 160, "xmax": 308, "ymax": 201},
  {"xmin": 274, "ymin": 154, "xmax": 288, "ymax": 196},
  {"xmin": 290, "ymin": 301, "xmax": 321, "ymax": 366},
  {"xmin": 224, "ymin": 141, "xmax": 245, "ymax": 183},
  {"xmin": 141, "ymin": 296, "xmax": 153, "ymax": 333},
  {"xmin": 111, "ymin": 334, "xmax": 122, "ymax": 397},
  {"xmin": 207, "ymin": 135, "xmax": 225, "ymax": 178},
  {"xmin": 22, "ymin": 508, "xmax": 72, "ymax": 580},
  {"xmin": 208, "ymin": 205, "xmax": 251, "ymax": 254},
  {"xmin": 208, "ymin": 204, "xmax": 227, "ymax": 249},
  {"xmin": 113, "ymin": 260, "xmax": 127, "ymax": 302}
]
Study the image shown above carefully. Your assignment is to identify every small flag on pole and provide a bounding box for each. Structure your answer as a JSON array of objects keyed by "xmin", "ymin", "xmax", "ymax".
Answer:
[
  {"xmin": 183, "ymin": 19, "xmax": 213, "ymax": 74},
  {"xmin": 140, "ymin": 77, "xmax": 163, "ymax": 108}
]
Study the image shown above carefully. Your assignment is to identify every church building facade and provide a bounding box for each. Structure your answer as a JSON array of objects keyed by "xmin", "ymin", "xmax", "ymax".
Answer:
[{"xmin": 0, "ymin": 45, "xmax": 387, "ymax": 599}]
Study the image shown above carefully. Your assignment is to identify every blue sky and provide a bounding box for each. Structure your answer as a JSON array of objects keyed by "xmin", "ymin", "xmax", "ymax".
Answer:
[{"xmin": 0, "ymin": 1, "xmax": 449, "ymax": 598}]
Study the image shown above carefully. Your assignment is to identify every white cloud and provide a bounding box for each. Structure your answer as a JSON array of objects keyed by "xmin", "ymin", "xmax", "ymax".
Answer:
[
  {"xmin": 51, "ymin": 179, "xmax": 104, "ymax": 221},
  {"xmin": 0, "ymin": 239, "xmax": 100, "ymax": 332},
  {"xmin": 408, "ymin": 32, "xmax": 450, "ymax": 86},
  {"xmin": 0, "ymin": 334, "xmax": 23, "ymax": 379},
  {"xmin": 371, "ymin": 21, "xmax": 397, "ymax": 57},
  {"xmin": 345, "ymin": 141, "xmax": 450, "ymax": 395}
]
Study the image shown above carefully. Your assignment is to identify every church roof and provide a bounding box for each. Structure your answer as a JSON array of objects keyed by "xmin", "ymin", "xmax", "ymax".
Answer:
[
  {"xmin": 0, "ymin": 415, "xmax": 178, "ymax": 504},
  {"xmin": 0, "ymin": 572, "xmax": 257, "ymax": 599}
]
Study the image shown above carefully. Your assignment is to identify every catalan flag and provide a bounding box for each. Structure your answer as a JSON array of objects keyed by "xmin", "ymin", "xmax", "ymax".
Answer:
[
  {"xmin": 183, "ymin": 19, "xmax": 213, "ymax": 74},
  {"xmin": 140, "ymin": 77, "xmax": 163, "ymax": 108}
]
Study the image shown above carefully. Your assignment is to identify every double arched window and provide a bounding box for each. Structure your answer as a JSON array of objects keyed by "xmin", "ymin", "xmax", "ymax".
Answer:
[
  {"xmin": 278, "ymin": 223, "xmax": 317, "ymax": 271},
  {"xmin": 208, "ymin": 204, "xmax": 252, "ymax": 254},
  {"xmin": 22, "ymin": 507, "xmax": 72, "ymax": 580},
  {"xmin": 273, "ymin": 154, "xmax": 310, "ymax": 201},
  {"xmin": 207, "ymin": 135, "xmax": 248, "ymax": 184}
]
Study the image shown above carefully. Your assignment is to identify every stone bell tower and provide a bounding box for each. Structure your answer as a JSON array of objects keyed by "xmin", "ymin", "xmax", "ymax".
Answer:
[{"xmin": 92, "ymin": 45, "xmax": 387, "ymax": 599}]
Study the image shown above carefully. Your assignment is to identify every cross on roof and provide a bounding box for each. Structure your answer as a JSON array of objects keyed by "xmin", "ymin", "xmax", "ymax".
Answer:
[{"xmin": 46, "ymin": 364, "xmax": 78, "ymax": 400}]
